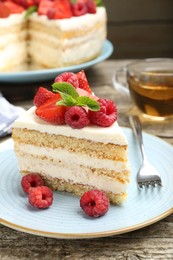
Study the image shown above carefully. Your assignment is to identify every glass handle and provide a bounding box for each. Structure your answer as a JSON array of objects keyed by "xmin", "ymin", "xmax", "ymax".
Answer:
[{"xmin": 112, "ymin": 67, "xmax": 130, "ymax": 96}]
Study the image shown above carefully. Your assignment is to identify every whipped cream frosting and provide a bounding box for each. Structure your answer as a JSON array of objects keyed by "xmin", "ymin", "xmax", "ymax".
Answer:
[
  {"xmin": 29, "ymin": 7, "xmax": 106, "ymax": 31},
  {"xmin": 13, "ymin": 106, "xmax": 128, "ymax": 145},
  {"xmin": 0, "ymin": 13, "xmax": 26, "ymax": 27}
]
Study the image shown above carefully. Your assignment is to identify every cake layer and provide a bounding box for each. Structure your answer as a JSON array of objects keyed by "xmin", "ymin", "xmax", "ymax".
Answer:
[
  {"xmin": 12, "ymin": 107, "xmax": 128, "ymax": 146},
  {"xmin": 27, "ymin": 7, "xmax": 106, "ymax": 67},
  {"xmin": 15, "ymin": 142, "xmax": 129, "ymax": 173},
  {"xmin": 17, "ymin": 154, "xmax": 129, "ymax": 193},
  {"xmin": 0, "ymin": 7, "xmax": 106, "ymax": 70},
  {"xmin": 13, "ymin": 128, "xmax": 128, "ymax": 161},
  {"xmin": 0, "ymin": 43, "xmax": 28, "ymax": 72},
  {"xmin": 22, "ymin": 171, "xmax": 128, "ymax": 204},
  {"xmin": 0, "ymin": 13, "xmax": 28, "ymax": 72}
]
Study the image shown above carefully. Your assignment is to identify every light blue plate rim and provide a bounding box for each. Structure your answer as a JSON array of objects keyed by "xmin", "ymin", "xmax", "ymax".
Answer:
[
  {"xmin": 0, "ymin": 127, "xmax": 173, "ymax": 239},
  {"xmin": 0, "ymin": 39, "xmax": 114, "ymax": 83}
]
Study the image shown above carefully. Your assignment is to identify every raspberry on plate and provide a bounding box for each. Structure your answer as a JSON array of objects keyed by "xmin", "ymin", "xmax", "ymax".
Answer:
[
  {"xmin": 21, "ymin": 173, "xmax": 44, "ymax": 194},
  {"xmin": 80, "ymin": 189, "xmax": 110, "ymax": 218},
  {"xmin": 29, "ymin": 186, "xmax": 53, "ymax": 209},
  {"xmin": 65, "ymin": 106, "xmax": 90, "ymax": 129},
  {"xmin": 89, "ymin": 98, "xmax": 117, "ymax": 127}
]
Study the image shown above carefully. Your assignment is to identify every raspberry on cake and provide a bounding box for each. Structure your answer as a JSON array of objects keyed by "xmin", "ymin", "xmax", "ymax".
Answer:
[
  {"xmin": 0, "ymin": 0, "xmax": 107, "ymax": 71},
  {"xmin": 12, "ymin": 70, "xmax": 130, "ymax": 205}
]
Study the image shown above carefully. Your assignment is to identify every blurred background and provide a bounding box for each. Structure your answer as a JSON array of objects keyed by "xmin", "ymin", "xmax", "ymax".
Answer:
[{"xmin": 105, "ymin": 0, "xmax": 173, "ymax": 59}]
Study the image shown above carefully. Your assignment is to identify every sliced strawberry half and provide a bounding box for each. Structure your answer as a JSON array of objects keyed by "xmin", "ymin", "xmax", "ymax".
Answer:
[
  {"xmin": 33, "ymin": 86, "xmax": 55, "ymax": 107},
  {"xmin": 0, "ymin": 3, "xmax": 11, "ymax": 18},
  {"xmin": 13, "ymin": 0, "xmax": 36, "ymax": 8},
  {"xmin": 35, "ymin": 93, "xmax": 67, "ymax": 125},
  {"xmin": 4, "ymin": 0, "xmax": 25, "ymax": 13},
  {"xmin": 53, "ymin": 0, "xmax": 72, "ymax": 19},
  {"xmin": 76, "ymin": 70, "xmax": 92, "ymax": 94},
  {"xmin": 38, "ymin": 0, "xmax": 54, "ymax": 15}
]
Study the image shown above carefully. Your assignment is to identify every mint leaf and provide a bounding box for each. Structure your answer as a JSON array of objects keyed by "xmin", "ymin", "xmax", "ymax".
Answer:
[
  {"xmin": 57, "ymin": 94, "xmax": 77, "ymax": 106},
  {"xmin": 24, "ymin": 6, "xmax": 37, "ymax": 19},
  {"xmin": 52, "ymin": 82, "xmax": 79, "ymax": 99},
  {"xmin": 76, "ymin": 96, "xmax": 100, "ymax": 111},
  {"xmin": 94, "ymin": 0, "xmax": 104, "ymax": 6},
  {"xmin": 53, "ymin": 82, "xmax": 100, "ymax": 111}
]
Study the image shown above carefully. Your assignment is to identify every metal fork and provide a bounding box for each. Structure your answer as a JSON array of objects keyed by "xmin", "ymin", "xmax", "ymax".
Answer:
[{"xmin": 129, "ymin": 115, "xmax": 162, "ymax": 188}]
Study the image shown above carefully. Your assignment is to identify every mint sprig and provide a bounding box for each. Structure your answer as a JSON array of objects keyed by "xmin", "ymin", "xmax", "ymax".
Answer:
[
  {"xmin": 52, "ymin": 82, "xmax": 100, "ymax": 111},
  {"xmin": 24, "ymin": 6, "xmax": 38, "ymax": 19},
  {"xmin": 70, "ymin": 0, "xmax": 104, "ymax": 6},
  {"xmin": 94, "ymin": 0, "xmax": 104, "ymax": 6}
]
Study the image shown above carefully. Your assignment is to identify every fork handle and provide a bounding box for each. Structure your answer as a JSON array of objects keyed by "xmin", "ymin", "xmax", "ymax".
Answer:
[{"xmin": 129, "ymin": 115, "xmax": 148, "ymax": 163}]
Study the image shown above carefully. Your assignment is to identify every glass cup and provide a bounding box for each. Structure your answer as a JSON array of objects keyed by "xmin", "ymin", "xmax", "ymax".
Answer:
[{"xmin": 112, "ymin": 58, "xmax": 173, "ymax": 121}]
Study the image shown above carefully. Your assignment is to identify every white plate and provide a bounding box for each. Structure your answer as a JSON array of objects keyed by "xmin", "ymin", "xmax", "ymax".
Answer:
[
  {"xmin": 0, "ymin": 40, "xmax": 113, "ymax": 83},
  {"xmin": 0, "ymin": 128, "xmax": 173, "ymax": 239}
]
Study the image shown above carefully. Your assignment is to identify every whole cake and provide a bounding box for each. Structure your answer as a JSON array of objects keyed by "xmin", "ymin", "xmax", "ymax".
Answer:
[
  {"xmin": 0, "ymin": 0, "xmax": 107, "ymax": 71},
  {"xmin": 12, "ymin": 71, "xmax": 130, "ymax": 205}
]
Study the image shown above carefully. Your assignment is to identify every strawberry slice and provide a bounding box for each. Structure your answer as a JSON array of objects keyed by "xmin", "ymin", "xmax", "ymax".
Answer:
[
  {"xmin": 33, "ymin": 86, "xmax": 55, "ymax": 107},
  {"xmin": 53, "ymin": 0, "xmax": 72, "ymax": 19},
  {"xmin": 0, "ymin": 3, "xmax": 11, "ymax": 18},
  {"xmin": 13, "ymin": 0, "xmax": 36, "ymax": 8},
  {"xmin": 35, "ymin": 93, "xmax": 67, "ymax": 125},
  {"xmin": 38, "ymin": 0, "xmax": 54, "ymax": 15},
  {"xmin": 4, "ymin": 0, "xmax": 25, "ymax": 13},
  {"xmin": 76, "ymin": 88, "xmax": 99, "ymax": 101},
  {"xmin": 76, "ymin": 70, "xmax": 92, "ymax": 94}
]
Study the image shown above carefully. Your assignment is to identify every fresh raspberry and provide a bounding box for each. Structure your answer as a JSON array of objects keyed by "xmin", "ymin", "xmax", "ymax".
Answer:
[
  {"xmin": 54, "ymin": 72, "xmax": 79, "ymax": 88},
  {"xmin": 72, "ymin": 2, "xmax": 88, "ymax": 16},
  {"xmin": 33, "ymin": 86, "xmax": 55, "ymax": 107},
  {"xmin": 47, "ymin": 7, "xmax": 55, "ymax": 19},
  {"xmin": 87, "ymin": 0, "xmax": 96, "ymax": 13},
  {"xmin": 89, "ymin": 98, "xmax": 117, "ymax": 127},
  {"xmin": 21, "ymin": 173, "xmax": 44, "ymax": 194},
  {"xmin": 29, "ymin": 186, "xmax": 53, "ymax": 209},
  {"xmin": 80, "ymin": 189, "xmax": 110, "ymax": 218},
  {"xmin": 65, "ymin": 106, "xmax": 90, "ymax": 129}
]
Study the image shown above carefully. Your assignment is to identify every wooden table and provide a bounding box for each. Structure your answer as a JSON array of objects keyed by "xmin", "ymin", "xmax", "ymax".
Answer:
[{"xmin": 1, "ymin": 60, "xmax": 173, "ymax": 259}]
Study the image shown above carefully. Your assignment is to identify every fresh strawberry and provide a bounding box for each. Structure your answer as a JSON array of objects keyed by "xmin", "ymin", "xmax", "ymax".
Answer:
[
  {"xmin": 3, "ymin": 0, "xmax": 25, "ymax": 13},
  {"xmin": 33, "ymin": 86, "xmax": 55, "ymax": 107},
  {"xmin": 76, "ymin": 70, "xmax": 92, "ymax": 94},
  {"xmin": 38, "ymin": 0, "xmax": 54, "ymax": 15},
  {"xmin": 13, "ymin": 0, "xmax": 36, "ymax": 8},
  {"xmin": 53, "ymin": 0, "xmax": 72, "ymax": 19},
  {"xmin": 0, "ymin": 2, "xmax": 11, "ymax": 18},
  {"xmin": 35, "ymin": 93, "xmax": 67, "ymax": 124},
  {"xmin": 76, "ymin": 88, "xmax": 98, "ymax": 101}
]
